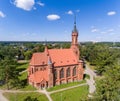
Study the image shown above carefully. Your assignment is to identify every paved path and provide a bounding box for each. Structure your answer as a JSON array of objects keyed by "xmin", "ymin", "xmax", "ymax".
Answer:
[
  {"xmin": 40, "ymin": 89, "xmax": 53, "ymax": 101},
  {"xmin": 84, "ymin": 64, "xmax": 96, "ymax": 94},
  {"xmin": 0, "ymin": 82, "xmax": 87, "ymax": 101},
  {"xmin": 0, "ymin": 91, "xmax": 8, "ymax": 101}
]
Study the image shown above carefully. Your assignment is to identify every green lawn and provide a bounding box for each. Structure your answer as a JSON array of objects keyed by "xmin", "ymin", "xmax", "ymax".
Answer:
[
  {"xmin": 19, "ymin": 71, "xmax": 27, "ymax": 80},
  {"xmin": 51, "ymin": 85, "xmax": 88, "ymax": 101},
  {"xmin": 47, "ymin": 80, "xmax": 86, "ymax": 92},
  {"xmin": 17, "ymin": 62, "xmax": 29, "ymax": 72},
  {"xmin": 3, "ymin": 92, "xmax": 49, "ymax": 101},
  {"xmin": 86, "ymin": 61, "xmax": 96, "ymax": 70}
]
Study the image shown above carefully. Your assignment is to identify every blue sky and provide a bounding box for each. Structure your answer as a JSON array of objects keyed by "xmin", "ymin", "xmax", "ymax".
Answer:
[{"xmin": 0, "ymin": 0, "xmax": 120, "ymax": 42}]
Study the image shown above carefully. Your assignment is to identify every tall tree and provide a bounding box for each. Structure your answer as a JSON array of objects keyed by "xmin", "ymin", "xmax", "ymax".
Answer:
[
  {"xmin": 95, "ymin": 65, "xmax": 120, "ymax": 101},
  {"xmin": 0, "ymin": 58, "xmax": 20, "ymax": 89}
]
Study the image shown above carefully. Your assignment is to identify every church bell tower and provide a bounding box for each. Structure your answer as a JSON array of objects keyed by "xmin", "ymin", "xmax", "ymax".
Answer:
[{"xmin": 71, "ymin": 16, "xmax": 79, "ymax": 61}]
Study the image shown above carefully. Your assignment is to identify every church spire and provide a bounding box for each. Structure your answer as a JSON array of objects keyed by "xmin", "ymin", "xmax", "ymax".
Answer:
[{"xmin": 73, "ymin": 15, "xmax": 78, "ymax": 33}]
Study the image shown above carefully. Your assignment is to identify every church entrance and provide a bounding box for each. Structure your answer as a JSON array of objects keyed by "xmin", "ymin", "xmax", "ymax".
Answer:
[
  {"xmin": 41, "ymin": 84, "xmax": 45, "ymax": 89},
  {"xmin": 40, "ymin": 81, "xmax": 48, "ymax": 89}
]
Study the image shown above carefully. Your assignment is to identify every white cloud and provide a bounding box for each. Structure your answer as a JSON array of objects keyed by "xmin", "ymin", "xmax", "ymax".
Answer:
[
  {"xmin": 76, "ymin": 9, "xmax": 80, "ymax": 13},
  {"xmin": 91, "ymin": 28, "xmax": 99, "ymax": 32},
  {"xmin": 47, "ymin": 14, "xmax": 60, "ymax": 21},
  {"xmin": 14, "ymin": 0, "xmax": 35, "ymax": 11},
  {"xmin": 107, "ymin": 11, "xmax": 116, "ymax": 16},
  {"xmin": 66, "ymin": 10, "xmax": 73, "ymax": 15},
  {"xmin": 0, "ymin": 11, "xmax": 5, "ymax": 18},
  {"xmin": 100, "ymin": 31, "xmax": 107, "ymax": 34},
  {"xmin": 37, "ymin": 1, "xmax": 45, "ymax": 7},
  {"xmin": 107, "ymin": 29, "xmax": 114, "ymax": 32}
]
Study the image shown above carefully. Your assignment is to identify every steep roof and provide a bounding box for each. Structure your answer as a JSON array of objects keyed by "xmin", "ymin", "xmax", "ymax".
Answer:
[
  {"xmin": 29, "ymin": 70, "xmax": 48, "ymax": 83},
  {"xmin": 49, "ymin": 49, "xmax": 78, "ymax": 66},
  {"xmin": 30, "ymin": 48, "xmax": 78, "ymax": 67},
  {"xmin": 30, "ymin": 52, "xmax": 48, "ymax": 66}
]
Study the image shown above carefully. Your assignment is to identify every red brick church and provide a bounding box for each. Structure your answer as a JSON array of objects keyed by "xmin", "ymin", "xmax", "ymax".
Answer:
[{"xmin": 28, "ymin": 20, "xmax": 84, "ymax": 88}]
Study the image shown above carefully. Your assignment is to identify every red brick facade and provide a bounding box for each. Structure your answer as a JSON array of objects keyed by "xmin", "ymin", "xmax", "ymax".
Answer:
[{"xmin": 28, "ymin": 22, "xmax": 84, "ymax": 88}]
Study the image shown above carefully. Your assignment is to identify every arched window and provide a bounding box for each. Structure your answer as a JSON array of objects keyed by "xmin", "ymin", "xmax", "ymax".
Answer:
[
  {"xmin": 54, "ymin": 70, "xmax": 57, "ymax": 80},
  {"xmin": 66, "ymin": 67, "xmax": 70, "ymax": 77},
  {"xmin": 73, "ymin": 66, "xmax": 77, "ymax": 76},
  {"xmin": 60, "ymin": 68, "xmax": 64, "ymax": 79}
]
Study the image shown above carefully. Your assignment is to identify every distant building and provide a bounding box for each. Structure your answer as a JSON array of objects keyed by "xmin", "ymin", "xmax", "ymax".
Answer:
[{"xmin": 28, "ymin": 20, "xmax": 84, "ymax": 88}]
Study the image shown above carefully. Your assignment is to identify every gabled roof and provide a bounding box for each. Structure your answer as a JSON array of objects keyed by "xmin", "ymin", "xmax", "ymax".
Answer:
[
  {"xmin": 49, "ymin": 49, "xmax": 78, "ymax": 66},
  {"xmin": 30, "ymin": 48, "xmax": 78, "ymax": 67},
  {"xmin": 30, "ymin": 52, "xmax": 47, "ymax": 66},
  {"xmin": 29, "ymin": 70, "xmax": 48, "ymax": 83}
]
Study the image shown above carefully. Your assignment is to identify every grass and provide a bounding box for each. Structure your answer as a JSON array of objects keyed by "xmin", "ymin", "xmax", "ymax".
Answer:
[
  {"xmin": 20, "ymin": 84, "xmax": 37, "ymax": 91},
  {"xmin": 85, "ymin": 74, "xmax": 90, "ymax": 79},
  {"xmin": 19, "ymin": 71, "xmax": 27, "ymax": 80},
  {"xmin": 51, "ymin": 85, "xmax": 89, "ymax": 101},
  {"xmin": 0, "ymin": 84, "xmax": 7, "ymax": 90},
  {"xmin": 47, "ymin": 80, "xmax": 86, "ymax": 92},
  {"xmin": 17, "ymin": 62, "xmax": 29, "ymax": 72},
  {"xmin": 3, "ymin": 92, "xmax": 49, "ymax": 101},
  {"xmin": 86, "ymin": 61, "xmax": 96, "ymax": 70}
]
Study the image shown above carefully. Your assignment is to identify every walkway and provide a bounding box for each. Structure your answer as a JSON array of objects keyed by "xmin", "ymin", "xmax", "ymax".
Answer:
[
  {"xmin": 84, "ymin": 64, "xmax": 96, "ymax": 94},
  {"xmin": 0, "ymin": 91, "xmax": 8, "ymax": 101},
  {"xmin": 40, "ymin": 89, "xmax": 53, "ymax": 101},
  {"xmin": 0, "ymin": 82, "xmax": 87, "ymax": 101}
]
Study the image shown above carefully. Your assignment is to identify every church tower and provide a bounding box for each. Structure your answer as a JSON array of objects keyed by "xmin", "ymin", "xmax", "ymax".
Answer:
[{"xmin": 71, "ymin": 16, "xmax": 80, "ymax": 61}]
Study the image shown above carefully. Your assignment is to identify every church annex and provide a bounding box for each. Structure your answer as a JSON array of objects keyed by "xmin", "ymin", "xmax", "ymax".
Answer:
[{"xmin": 28, "ymin": 20, "xmax": 84, "ymax": 88}]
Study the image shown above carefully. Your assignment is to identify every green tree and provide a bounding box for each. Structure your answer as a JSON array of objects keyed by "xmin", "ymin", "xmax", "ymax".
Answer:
[
  {"xmin": 95, "ymin": 65, "xmax": 120, "ymax": 101},
  {"xmin": 24, "ymin": 50, "xmax": 32, "ymax": 60},
  {"xmin": 0, "ymin": 58, "xmax": 20, "ymax": 89}
]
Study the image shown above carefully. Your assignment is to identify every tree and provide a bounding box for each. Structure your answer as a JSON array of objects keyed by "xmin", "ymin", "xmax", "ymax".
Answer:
[
  {"xmin": 0, "ymin": 58, "xmax": 20, "ymax": 89},
  {"xmin": 24, "ymin": 50, "xmax": 32, "ymax": 60},
  {"xmin": 95, "ymin": 65, "xmax": 120, "ymax": 101}
]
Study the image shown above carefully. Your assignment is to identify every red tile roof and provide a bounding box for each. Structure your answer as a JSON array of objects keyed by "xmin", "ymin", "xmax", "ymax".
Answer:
[
  {"xmin": 49, "ymin": 49, "xmax": 78, "ymax": 66},
  {"xmin": 30, "ymin": 52, "xmax": 47, "ymax": 66},
  {"xmin": 29, "ymin": 70, "xmax": 48, "ymax": 83},
  {"xmin": 30, "ymin": 48, "xmax": 78, "ymax": 67}
]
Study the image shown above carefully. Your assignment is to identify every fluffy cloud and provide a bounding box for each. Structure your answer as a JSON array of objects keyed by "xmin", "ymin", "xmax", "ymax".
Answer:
[
  {"xmin": 0, "ymin": 11, "xmax": 5, "ymax": 18},
  {"xmin": 91, "ymin": 28, "xmax": 99, "ymax": 32},
  {"xmin": 47, "ymin": 14, "xmax": 60, "ymax": 21},
  {"xmin": 14, "ymin": 0, "xmax": 35, "ymax": 11},
  {"xmin": 67, "ymin": 10, "xmax": 73, "ymax": 15},
  {"xmin": 37, "ymin": 1, "xmax": 45, "ymax": 7},
  {"xmin": 107, "ymin": 11, "xmax": 116, "ymax": 16}
]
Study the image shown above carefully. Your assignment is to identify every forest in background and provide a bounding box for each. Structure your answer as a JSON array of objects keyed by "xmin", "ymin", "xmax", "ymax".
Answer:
[{"xmin": 0, "ymin": 41, "xmax": 120, "ymax": 100}]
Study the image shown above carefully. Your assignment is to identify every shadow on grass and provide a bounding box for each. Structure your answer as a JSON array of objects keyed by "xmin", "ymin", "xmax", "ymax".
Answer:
[
  {"xmin": 17, "ymin": 68, "xmax": 26, "ymax": 73},
  {"xmin": 20, "ymin": 79, "xmax": 28, "ymax": 88},
  {"xmin": 17, "ymin": 62, "xmax": 27, "ymax": 66}
]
